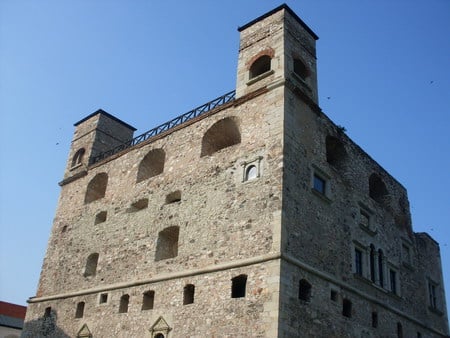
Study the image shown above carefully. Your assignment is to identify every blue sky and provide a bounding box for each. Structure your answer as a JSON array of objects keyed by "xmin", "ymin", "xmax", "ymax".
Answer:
[{"xmin": 1, "ymin": 0, "xmax": 449, "ymax": 317}]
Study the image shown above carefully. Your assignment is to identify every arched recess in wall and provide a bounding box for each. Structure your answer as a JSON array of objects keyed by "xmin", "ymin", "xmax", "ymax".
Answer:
[
  {"xmin": 249, "ymin": 55, "xmax": 272, "ymax": 79},
  {"xmin": 84, "ymin": 173, "xmax": 108, "ymax": 203},
  {"xmin": 72, "ymin": 148, "xmax": 85, "ymax": 167},
  {"xmin": 136, "ymin": 148, "xmax": 165, "ymax": 183},
  {"xmin": 369, "ymin": 173, "xmax": 389, "ymax": 204},
  {"xmin": 200, "ymin": 117, "xmax": 241, "ymax": 157},
  {"xmin": 326, "ymin": 136, "xmax": 347, "ymax": 168},
  {"xmin": 155, "ymin": 226, "xmax": 180, "ymax": 261}
]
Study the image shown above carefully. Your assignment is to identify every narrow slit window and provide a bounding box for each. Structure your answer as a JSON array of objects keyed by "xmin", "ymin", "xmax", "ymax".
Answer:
[
  {"xmin": 183, "ymin": 284, "xmax": 195, "ymax": 305},
  {"xmin": 75, "ymin": 302, "xmax": 85, "ymax": 318}
]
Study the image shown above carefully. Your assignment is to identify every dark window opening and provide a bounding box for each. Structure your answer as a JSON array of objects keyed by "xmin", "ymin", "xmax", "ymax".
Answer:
[
  {"xmin": 369, "ymin": 173, "xmax": 389, "ymax": 204},
  {"xmin": 342, "ymin": 299, "xmax": 352, "ymax": 318},
  {"xmin": 119, "ymin": 294, "xmax": 129, "ymax": 313},
  {"xmin": 44, "ymin": 307, "xmax": 51, "ymax": 317},
  {"xmin": 330, "ymin": 290, "xmax": 338, "ymax": 301},
  {"xmin": 372, "ymin": 311, "xmax": 378, "ymax": 328},
  {"xmin": 298, "ymin": 279, "xmax": 312, "ymax": 302},
  {"xmin": 154, "ymin": 334, "xmax": 165, "ymax": 338},
  {"xmin": 72, "ymin": 148, "xmax": 85, "ymax": 167},
  {"xmin": 378, "ymin": 249, "xmax": 384, "ymax": 288},
  {"xmin": 397, "ymin": 322, "xmax": 403, "ymax": 338},
  {"xmin": 249, "ymin": 55, "xmax": 271, "ymax": 79},
  {"xmin": 95, "ymin": 211, "xmax": 107, "ymax": 224},
  {"xmin": 355, "ymin": 248, "xmax": 363, "ymax": 276},
  {"xmin": 201, "ymin": 117, "xmax": 241, "ymax": 157},
  {"xmin": 99, "ymin": 293, "xmax": 108, "ymax": 304},
  {"xmin": 85, "ymin": 173, "xmax": 108, "ymax": 203},
  {"xmin": 429, "ymin": 283, "xmax": 437, "ymax": 309},
  {"xmin": 155, "ymin": 226, "xmax": 179, "ymax": 261},
  {"xmin": 231, "ymin": 274, "xmax": 247, "ymax": 298},
  {"xmin": 142, "ymin": 291, "xmax": 155, "ymax": 310},
  {"xmin": 313, "ymin": 174, "xmax": 326, "ymax": 194},
  {"xmin": 370, "ymin": 245, "xmax": 376, "ymax": 283},
  {"xmin": 390, "ymin": 269, "xmax": 397, "ymax": 294},
  {"xmin": 84, "ymin": 253, "xmax": 99, "ymax": 277},
  {"xmin": 166, "ymin": 191, "xmax": 181, "ymax": 204},
  {"xmin": 136, "ymin": 149, "xmax": 165, "ymax": 183},
  {"xmin": 183, "ymin": 284, "xmax": 195, "ymax": 305},
  {"xmin": 293, "ymin": 58, "xmax": 308, "ymax": 80},
  {"xmin": 75, "ymin": 302, "xmax": 85, "ymax": 318},
  {"xmin": 326, "ymin": 136, "xmax": 346, "ymax": 167}
]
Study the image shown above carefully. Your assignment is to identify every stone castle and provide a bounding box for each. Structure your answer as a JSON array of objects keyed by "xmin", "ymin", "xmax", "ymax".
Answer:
[{"xmin": 23, "ymin": 4, "xmax": 449, "ymax": 337}]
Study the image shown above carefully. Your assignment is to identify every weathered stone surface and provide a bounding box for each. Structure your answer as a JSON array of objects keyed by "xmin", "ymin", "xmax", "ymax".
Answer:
[{"xmin": 24, "ymin": 5, "xmax": 448, "ymax": 338}]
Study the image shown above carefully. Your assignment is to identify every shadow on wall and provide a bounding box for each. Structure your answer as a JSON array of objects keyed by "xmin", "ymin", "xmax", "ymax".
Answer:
[{"xmin": 21, "ymin": 309, "xmax": 70, "ymax": 338}]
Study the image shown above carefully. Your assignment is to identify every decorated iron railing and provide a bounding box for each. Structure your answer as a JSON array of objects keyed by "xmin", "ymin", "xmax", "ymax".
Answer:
[{"xmin": 90, "ymin": 90, "xmax": 236, "ymax": 164}]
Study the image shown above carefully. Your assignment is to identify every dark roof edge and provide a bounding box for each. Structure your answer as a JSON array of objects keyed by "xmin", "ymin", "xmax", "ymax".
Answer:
[
  {"xmin": 238, "ymin": 4, "xmax": 319, "ymax": 40},
  {"xmin": 74, "ymin": 109, "xmax": 137, "ymax": 131}
]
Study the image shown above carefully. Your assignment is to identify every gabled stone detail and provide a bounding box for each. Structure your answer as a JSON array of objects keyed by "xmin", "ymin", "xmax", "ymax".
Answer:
[
  {"xmin": 77, "ymin": 323, "xmax": 92, "ymax": 338},
  {"xmin": 149, "ymin": 316, "xmax": 172, "ymax": 337}
]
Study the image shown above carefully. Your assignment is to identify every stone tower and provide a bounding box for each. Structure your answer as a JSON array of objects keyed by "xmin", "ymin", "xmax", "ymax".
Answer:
[{"xmin": 23, "ymin": 5, "xmax": 448, "ymax": 337}]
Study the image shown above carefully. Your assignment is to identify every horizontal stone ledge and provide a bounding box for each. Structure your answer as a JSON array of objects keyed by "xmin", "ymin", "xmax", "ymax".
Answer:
[{"xmin": 28, "ymin": 252, "xmax": 282, "ymax": 303}]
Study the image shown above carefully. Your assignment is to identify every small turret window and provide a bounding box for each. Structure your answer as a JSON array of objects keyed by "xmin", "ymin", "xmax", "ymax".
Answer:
[
  {"xmin": 293, "ymin": 58, "xmax": 309, "ymax": 80},
  {"xmin": 249, "ymin": 55, "xmax": 271, "ymax": 79},
  {"xmin": 72, "ymin": 148, "xmax": 85, "ymax": 168}
]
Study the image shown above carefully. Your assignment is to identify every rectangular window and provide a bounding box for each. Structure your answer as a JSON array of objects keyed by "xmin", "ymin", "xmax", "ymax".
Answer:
[
  {"xmin": 313, "ymin": 174, "xmax": 326, "ymax": 194},
  {"xmin": 390, "ymin": 269, "xmax": 397, "ymax": 294},
  {"xmin": 99, "ymin": 293, "xmax": 108, "ymax": 304},
  {"xmin": 355, "ymin": 248, "xmax": 363, "ymax": 276},
  {"xmin": 428, "ymin": 282, "xmax": 437, "ymax": 309}
]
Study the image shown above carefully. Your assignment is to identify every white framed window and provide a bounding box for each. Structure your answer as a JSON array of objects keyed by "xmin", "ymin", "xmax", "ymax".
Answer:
[{"xmin": 241, "ymin": 156, "xmax": 263, "ymax": 182}]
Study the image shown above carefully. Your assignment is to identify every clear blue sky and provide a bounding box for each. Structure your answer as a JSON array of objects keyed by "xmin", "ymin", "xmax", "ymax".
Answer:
[{"xmin": 1, "ymin": 0, "xmax": 449, "ymax": 316}]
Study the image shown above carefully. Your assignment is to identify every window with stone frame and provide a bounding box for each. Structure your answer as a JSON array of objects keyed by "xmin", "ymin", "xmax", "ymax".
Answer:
[
  {"xmin": 428, "ymin": 280, "xmax": 439, "ymax": 310},
  {"xmin": 389, "ymin": 268, "xmax": 398, "ymax": 295},
  {"xmin": 249, "ymin": 55, "xmax": 271, "ymax": 79},
  {"xmin": 354, "ymin": 248, "xmax": 363, "ymax": 276}
]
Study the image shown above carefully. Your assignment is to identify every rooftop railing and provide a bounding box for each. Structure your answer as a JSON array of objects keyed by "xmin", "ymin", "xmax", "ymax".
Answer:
[{"xmin": 90, "ymin": 90, "xmax": 236, "ymax": 165}]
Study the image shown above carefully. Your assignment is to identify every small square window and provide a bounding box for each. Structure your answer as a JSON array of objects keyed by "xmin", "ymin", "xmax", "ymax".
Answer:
[
  {"xmin": 313, "ymin": 174, "xmax": 326, "ymax": 194},
  {"xmin": 99, "ymin": 293, "xmax": 108, "ymax": 304}
]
